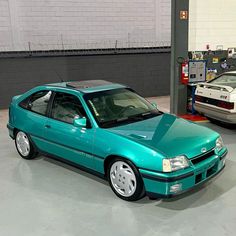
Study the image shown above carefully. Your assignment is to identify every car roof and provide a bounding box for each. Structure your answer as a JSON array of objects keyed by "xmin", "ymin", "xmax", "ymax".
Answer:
[{"xmin": 46, "ymin": 80, "xmax": 127, "ymax": 93}]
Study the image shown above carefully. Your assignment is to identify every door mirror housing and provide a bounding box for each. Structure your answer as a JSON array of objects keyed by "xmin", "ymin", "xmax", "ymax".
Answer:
[{"xmin": 73, "ymin": 116, "xmax": 87, "ymax": 128}]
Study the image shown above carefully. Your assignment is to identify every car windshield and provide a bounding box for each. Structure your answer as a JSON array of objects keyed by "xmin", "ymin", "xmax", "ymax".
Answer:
[
  {"xmin": 210, "ymin": 74, "xmax": 236, "ymax": 88},
  {"xmin": 84, "ymin": 88, "xmax": 162, "ymax": 128}
]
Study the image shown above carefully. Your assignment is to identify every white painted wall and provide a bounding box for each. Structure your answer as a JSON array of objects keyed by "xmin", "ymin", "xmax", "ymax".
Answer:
[
  {"xmin": 189, "ymin": 0, "xmax": 236, "ymax": 51},
  {"xmin": 0, "ymin": 0, "xmax": 171, "ymax": 51}
]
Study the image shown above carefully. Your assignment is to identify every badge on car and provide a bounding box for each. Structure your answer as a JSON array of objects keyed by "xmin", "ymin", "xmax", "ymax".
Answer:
[{"xmin": 201, "ymin": 147, "xmax": 207, "ymax": 153}]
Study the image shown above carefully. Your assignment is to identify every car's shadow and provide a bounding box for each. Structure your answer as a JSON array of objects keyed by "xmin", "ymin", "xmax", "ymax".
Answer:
[
  {"xmin": 12, "ymin": 152, "xmax": 236, "ymax": 209},
  {"xmin": 42, "ymin": 155, "xmax": 109, "ymax": 186},
  {"xmin": 202, "ymin": 120, "xmax": 236, "ymax": 130},
  {"xmin": 42, "ymin": 155, "xmax": 236, "ymax": 209}
]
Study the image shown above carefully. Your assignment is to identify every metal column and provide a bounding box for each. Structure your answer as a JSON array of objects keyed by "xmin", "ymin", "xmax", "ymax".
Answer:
[{"xmin": 170, "ymin": 0, "xmax": 189, "ymax": 115}]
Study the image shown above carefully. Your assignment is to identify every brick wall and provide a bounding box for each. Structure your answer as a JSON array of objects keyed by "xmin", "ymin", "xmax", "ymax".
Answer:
[
  {"xmin": 0, "ymin": 0, "xmax": 12, "ymax": 49},
  {"xmin": 0, "ymin": 52, "xmax": 170, "ymax": 108},
  {"xmin": 189, "ymin": 0, "xmax": 236, "ymax": 51},
  {"xmin": 0, "ymin": 0, "xmax": 171, "ymax": 51}
]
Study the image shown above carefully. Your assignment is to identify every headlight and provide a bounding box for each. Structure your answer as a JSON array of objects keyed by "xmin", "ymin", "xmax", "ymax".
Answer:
[
  {"xmin": 216, "ymin": 136, "xmax": 224, "ymax": 152},
  {"xmin": 163, "ymin": 155, "xmax": 189, "ymax": 172}
]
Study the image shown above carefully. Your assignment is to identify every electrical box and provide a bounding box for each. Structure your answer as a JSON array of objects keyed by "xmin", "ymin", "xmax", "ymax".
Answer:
[{"xmin": 188, "ymin": 60, "xmax": 206, "ymax": 83}]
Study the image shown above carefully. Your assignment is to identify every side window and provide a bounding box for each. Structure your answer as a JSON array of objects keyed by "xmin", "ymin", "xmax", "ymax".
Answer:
[
  {"xmin": 19, "ymin": 90, "xmax": 52, "ymax": 116},
  {"xmin": 51, "ymin": 92, "xmax": 86, "ymax": 124}
]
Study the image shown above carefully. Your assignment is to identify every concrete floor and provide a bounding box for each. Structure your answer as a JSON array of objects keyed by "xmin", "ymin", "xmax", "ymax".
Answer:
[{"xmin": 0, "ymin": 98, "xmax": 236, "ymax": 236}]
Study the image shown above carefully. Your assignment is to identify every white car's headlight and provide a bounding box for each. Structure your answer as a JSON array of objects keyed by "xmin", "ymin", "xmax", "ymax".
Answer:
[
  {"xmin": 216, "ymin": 136, "xmax": 224, "ymax": 152},
  {"xmin": 163, "ymin": 155, "xmax": 189, "ymax": 172}
]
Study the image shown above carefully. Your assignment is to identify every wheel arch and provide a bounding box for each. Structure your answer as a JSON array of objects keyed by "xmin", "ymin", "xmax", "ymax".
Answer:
[
  {"xmin": 104, "ymin": 154, "xmax": 139, "ymax": 177},
  {"xmin": 13, "ymin": 128, "xmax": 18, "ymax": 139},
  {"xmin": 104, "ymin": 154, "xmax": 146, "ymax": 200}
]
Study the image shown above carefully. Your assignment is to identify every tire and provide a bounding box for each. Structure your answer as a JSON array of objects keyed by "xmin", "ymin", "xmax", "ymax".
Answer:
[
  {"xmin": 107, "ymin": 157, "xmax": 145, "ymax": 201},
  {"xmin": 15, "ymin": 130, "xmax": 37, "ymax": 160}
]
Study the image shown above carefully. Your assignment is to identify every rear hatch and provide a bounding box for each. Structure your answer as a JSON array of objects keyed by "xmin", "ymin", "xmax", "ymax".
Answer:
[{"xmin": 195, "ymin": 83, "xmax": 236, "ymax": 111}]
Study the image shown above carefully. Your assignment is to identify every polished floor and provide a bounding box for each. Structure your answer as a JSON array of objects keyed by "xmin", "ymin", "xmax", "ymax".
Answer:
[{"xmin": 0, "ymin": 100, "xmax": 236, "ymax": 236}]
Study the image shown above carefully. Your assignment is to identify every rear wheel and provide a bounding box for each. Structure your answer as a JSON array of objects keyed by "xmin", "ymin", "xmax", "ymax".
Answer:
[
  {"xmin": 107, "ymin": 158, "xmax": 145, "ymax": 201},
  {"xmin": 15, "ymin": 131, "xmax": 37, "ymax": 159}
]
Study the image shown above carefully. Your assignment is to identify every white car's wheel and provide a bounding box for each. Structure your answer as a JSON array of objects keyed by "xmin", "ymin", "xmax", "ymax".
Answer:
[
  {"xmin": 15, "ymin": 131, "xmax": 37, "ymax": 159},
  {"xmin": 108, "ymin": 158, "xmax": 144, "ymax": 201}
]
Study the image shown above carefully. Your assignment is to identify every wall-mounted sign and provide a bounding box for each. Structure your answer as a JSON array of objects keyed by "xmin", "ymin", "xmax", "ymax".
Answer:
[
  {"xmin": 206, "ymin": 69, "xmax": 217, "ymax": 81},
  {"xmin": 192, "ymin": 51, "xmax": 203, "ymax": 60},
  {"xmin": 227, "ymin": 48, "xmax": 236, "ymax": 58},
  {"xmin": 180, "ymin": 11, "xmax": 188, "ymax": 20},
  {"xmin": 212, "ymin": 57, "xmax": 219, "ymax": 64}
]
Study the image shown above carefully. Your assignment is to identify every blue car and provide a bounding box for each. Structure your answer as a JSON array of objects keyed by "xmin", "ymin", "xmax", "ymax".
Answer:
[{"xmin": 7, "ymin": 80, "xmax": 227, "ymax": 201}]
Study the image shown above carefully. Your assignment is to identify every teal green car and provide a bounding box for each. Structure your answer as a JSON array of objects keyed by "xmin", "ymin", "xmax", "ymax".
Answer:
[{"xmin": 7, "ymin": 80, "xmax": 227, "ymax": 201}]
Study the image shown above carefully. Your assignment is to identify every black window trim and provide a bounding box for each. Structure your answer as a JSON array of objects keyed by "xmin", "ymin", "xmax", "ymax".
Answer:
[
  {"xmin": 19, "ymin": 89, "xmax": 53, "ymax": 118},
  {"xmin": 48, "ymin": 91, "xmax": 92, "ymax": 128}
]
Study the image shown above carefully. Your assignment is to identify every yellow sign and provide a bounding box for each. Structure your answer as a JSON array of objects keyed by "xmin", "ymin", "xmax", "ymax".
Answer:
[{"xmin": 212, "ymin": 57, "xmax": 219, "ymax": 64}]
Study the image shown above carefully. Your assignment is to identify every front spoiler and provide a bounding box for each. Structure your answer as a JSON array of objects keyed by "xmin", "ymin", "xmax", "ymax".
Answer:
[
  {"xmin": 142, "ymin": 149, "xmax": 227, "ymax": 199},
  {"xmin": 146, "ymin": 164, "xmax": 225, "ymax": 199}
]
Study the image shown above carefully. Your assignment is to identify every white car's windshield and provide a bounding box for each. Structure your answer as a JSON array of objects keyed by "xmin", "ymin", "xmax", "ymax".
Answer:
[{"xmin": 210, "ymin": 74, "xmax": 236, "ymax": 88}]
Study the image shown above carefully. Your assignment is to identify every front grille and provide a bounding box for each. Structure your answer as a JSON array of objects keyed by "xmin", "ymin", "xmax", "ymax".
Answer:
[{"xmin": 191, "ymin": 149, "xmax": 215, "ymax": 165}]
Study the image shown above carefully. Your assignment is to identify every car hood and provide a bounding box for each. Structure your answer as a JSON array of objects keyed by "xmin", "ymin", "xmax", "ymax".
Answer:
[{"xmin": 107, "ymin": 113, "xmax": 219, "ymax": 159}]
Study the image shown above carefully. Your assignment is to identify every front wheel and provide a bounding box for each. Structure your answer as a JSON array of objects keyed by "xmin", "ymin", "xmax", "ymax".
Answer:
[
  {"xmin": 107, "ymin": 158, "xmax": 145, "ymax": 201},
  {"xmin": 15, "ymin": 131, "xmax": 37, "ymax": 159}
]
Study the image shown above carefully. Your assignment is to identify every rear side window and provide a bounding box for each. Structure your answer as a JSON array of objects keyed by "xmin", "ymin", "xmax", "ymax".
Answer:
[{"xmin": 19, "ymin": 90, "xmax": 52, "ymax": 116}]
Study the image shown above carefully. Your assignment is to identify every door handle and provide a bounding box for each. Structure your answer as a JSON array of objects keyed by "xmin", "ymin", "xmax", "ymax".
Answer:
[{"xmin": 45, "ymin": 124, "xmax": 51, "ymax": 129}]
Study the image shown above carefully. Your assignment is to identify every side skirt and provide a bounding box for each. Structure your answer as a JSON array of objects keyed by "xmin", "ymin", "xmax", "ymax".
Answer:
[
  {"xmin": 28, "ymin": 134, "xmax": 106, "ymax": 180},
  {"xmin": 40, "ymin": 150, "xmax": 106, "ymax": 180}
]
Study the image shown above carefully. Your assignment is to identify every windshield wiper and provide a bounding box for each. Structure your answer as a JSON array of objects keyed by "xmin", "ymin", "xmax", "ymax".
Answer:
[
  {"xmin": 132, "ymin": 110, "xmax": 162, "ymax": 119},
  {"xmin": 101, "ymin": 116, "xmax": 143, "ymax": 128},
  {"xmin": 100, "ymin": 111, "xmax": 162, "ymax": 128},
  {"xmin": 140, "ymin": 111, "xmax": 152, "ymax": 116}
]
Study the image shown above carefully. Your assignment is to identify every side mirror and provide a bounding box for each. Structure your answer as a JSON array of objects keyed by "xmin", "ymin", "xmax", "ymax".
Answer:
[{"xmin": 73, "ymin": 116, "xmax": 87, "ymax": 128}]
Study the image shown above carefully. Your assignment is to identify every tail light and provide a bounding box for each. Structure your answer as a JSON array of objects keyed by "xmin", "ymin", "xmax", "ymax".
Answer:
[
  {"xmin": 217, "ymin": 101, "xmax": 234, "ymax": 110},
  {"xmin": 195, "ymin": 95, "xmax": 204, "ymax": 102}
]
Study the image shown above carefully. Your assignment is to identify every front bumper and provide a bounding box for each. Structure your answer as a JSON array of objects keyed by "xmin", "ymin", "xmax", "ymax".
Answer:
[{"xmin": 140, "ymin": 149, "xmax": 227, "ymax": 198}]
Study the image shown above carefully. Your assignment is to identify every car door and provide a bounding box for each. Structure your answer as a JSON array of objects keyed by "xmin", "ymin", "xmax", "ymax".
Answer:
[
  {"xmin": 43, "ymin": 91, "xmax": 96, "ymax": 170},
  {"xmin": 18, "ymin": 90, "xmax": 53, "ymax": 150}
]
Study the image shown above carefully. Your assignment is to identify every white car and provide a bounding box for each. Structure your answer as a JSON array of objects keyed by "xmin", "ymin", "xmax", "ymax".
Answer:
[{"xmin": 195, "ymin": 71, "xmax": 236, "ymax": 124}]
